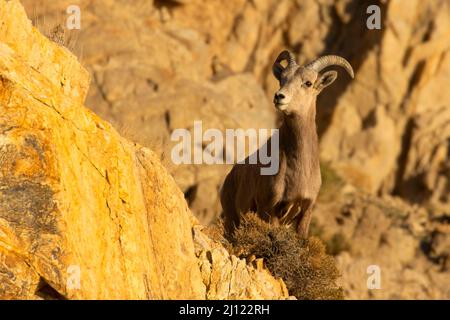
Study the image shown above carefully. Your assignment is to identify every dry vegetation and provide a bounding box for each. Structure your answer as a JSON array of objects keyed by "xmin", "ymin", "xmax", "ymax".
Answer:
[{"xmin": 207, "ymin": 213, "xmax": 344, "ymax": 300}]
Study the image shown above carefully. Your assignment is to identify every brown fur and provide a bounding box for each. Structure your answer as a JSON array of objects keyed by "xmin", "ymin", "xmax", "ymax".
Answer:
[{"xmin": 220, "ymin": 52, "xmax": 348, "ymax": 238}]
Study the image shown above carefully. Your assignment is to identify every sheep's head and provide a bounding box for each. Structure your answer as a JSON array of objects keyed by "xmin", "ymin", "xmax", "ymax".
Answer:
[{"xmin": 272, "ymin": 50, "xmax": 354, "ymax": 115}]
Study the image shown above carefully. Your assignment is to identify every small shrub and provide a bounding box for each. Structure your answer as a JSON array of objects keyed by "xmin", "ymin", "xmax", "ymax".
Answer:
[
  {"xmin": 309, "ymin": 217, "xmax": 324, "ymax": 238},
  {"xmin": 230, "ymin": 213, "xmax": 344, "ymax": 300},
  {"xmin": 326, "ymin": 233, "xmax": 351, "ymax": 256},
  {"xmin": 318, "ymin": 162, "xmax": 344, "ymax": 202},
  {"xmin": 309, "ymin": 219, "xmax": 350, "ymax": 256}
]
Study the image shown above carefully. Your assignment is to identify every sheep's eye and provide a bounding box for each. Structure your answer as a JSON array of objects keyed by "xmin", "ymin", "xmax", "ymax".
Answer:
[{"xmin": 304, "ymin": 81, "xmax": 312, "ymax": 87}]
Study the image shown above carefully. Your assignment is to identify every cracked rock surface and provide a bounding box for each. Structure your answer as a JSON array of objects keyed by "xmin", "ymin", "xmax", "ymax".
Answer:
[{"xmin": 0, "ymin": 0, "xmax": 288, "ymax": 300}]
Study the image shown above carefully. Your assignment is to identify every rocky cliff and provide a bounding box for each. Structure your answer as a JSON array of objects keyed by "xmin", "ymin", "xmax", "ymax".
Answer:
[
  {"xmin": 4, "ymin": 0, "xmax": 450, "ymax": 299},
  {"xmin": 314, "ymin": 187, "xmax": 450, "ymax": 299},
  {"xmin": 23, "ymin": 0, "xmax": 450, "ymax": 226},
  {"xmin": 0, "ymin": 0, "xmax": 288, "ymax": 300}
]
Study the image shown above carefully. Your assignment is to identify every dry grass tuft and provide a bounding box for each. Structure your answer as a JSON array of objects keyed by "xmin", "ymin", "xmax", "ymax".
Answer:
[
  {"xmin": 28, "ymin": 6, "xmax": 82, "ymax": 58},
  {"xmin": 229, "ymin": 213, "xmax": 344, "ymax": 300},
  {"xmin": 203, "ymin": 219, "xmax": 234, "ymax": 252}
]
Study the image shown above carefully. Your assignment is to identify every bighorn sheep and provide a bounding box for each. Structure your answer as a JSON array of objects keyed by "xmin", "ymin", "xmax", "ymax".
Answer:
[{"xmin": 220, "ymin": 50, "xmax": 354, "ymax": 238}]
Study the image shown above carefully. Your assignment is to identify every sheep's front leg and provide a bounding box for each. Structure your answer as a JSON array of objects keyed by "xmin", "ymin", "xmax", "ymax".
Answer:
[
  {"xmin": 256, "ymin": 203, "xmax": 274, "ymax": 224},
  {"xmin": 296, "ymin": 199, "xmax": 314, "ymax": 238}
]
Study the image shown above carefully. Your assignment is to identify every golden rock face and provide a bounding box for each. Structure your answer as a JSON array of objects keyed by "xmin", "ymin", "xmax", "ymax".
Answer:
[
  {"xmin": 0, "ymin": 0, "xmax": 288, "ymax": 300},
  {"xmin": 0, "ymin": 1, "xmax": 203, "ymax": 299},
  {"xmin": 0, "ymin": 0, "xmax": 90, "ymax": 105}
]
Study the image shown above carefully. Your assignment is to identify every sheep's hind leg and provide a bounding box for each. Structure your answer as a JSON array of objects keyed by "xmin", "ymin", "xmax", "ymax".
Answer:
[{"xmin": 220, "ymin": 187, "xmax": 240, "ymax": 236}]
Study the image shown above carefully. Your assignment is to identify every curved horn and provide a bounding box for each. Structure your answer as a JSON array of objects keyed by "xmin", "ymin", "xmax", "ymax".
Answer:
[
  {"xmin": 305, "ymin": 55, "xmax": 354, "ymax": 78},
  {"xmin": 275, "ymin": 50, "xmax": 296, "ymax": 66},
  {"xmin": 272, "ymin": 50, "xmax": 297, "ymax": 80}
]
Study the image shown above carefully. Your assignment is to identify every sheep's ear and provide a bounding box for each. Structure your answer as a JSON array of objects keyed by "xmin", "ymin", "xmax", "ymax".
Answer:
[
  {"xmin": 314, "ymin": 71, "xmax": 337, "ymax": 92},
  {"xmin": 272, "ymin": 63, "xmax": 284, "ymax": 80}
]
